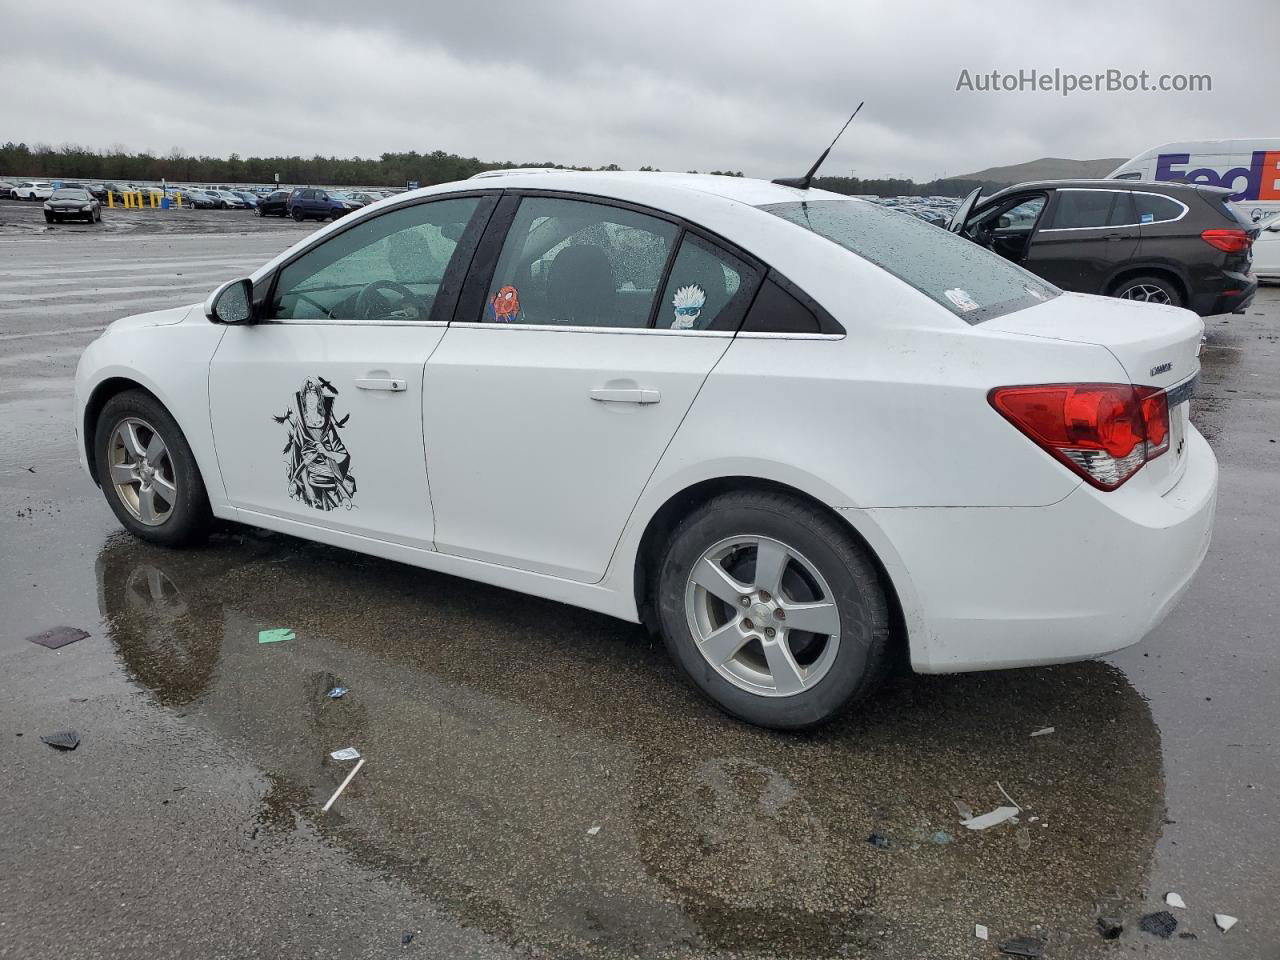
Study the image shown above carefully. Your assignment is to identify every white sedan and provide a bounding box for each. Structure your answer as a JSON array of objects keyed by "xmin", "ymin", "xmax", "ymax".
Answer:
[
  {"xmin": 73, "ymin": 171, "xmax": 1217, "ymax": 729},
  {"xmin": 1254, "ymin": 213, "xmax": 1280, "ymax": 282}
]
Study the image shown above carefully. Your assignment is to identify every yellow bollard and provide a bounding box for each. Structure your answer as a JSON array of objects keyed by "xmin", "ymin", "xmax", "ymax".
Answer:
[
  {"xmin": 107, "ymin": 192, "xmax": 115, "ymax": 208},
  {"xmin": 149, "ymin": 192, "xmax": 157, "ymax": 209},
  {"xmin": 123, "ymin": 192, "xmax": 132, "ymax": 209},
  {"xmin": 174, "ymin": 192, "xmax": 182, "ymax": 208}
]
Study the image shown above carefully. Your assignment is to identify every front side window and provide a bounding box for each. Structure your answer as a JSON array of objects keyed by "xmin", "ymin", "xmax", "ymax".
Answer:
[
  {"xmin": 761, "ymin": 199, "xmax": 1059, "ymax": 324},
  {"xmin": 271, "ymin": 196, "xmax": 482, "ymax": 322},
  {"xmin": 654, "ymin": 234, "xmax": 761, "ymax": 331},
  {"xmin": 482, "ymin": 196, "xmax": 678, "ymax": 327}
]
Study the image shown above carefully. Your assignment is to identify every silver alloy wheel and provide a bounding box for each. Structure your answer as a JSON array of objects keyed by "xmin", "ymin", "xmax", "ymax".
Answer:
[
  {"xmin": 107, "ymin": 417, "xmax": 178, "ymax": 526},
  {"xmin": 1119, "ymin": 283, "xmax": 1171, "ymax": 304},
  {"xmin": 684, "ymin": 535, "xmax": 841, "ymax": 697}
]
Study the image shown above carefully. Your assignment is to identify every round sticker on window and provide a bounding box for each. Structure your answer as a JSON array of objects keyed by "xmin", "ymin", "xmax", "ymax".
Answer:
[{"xmin": 944, "ymin": 287, "xmax": 979, "ymax": 312}]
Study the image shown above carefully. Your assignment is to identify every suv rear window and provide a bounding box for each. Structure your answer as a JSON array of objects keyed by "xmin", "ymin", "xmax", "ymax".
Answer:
[{"xmin": 760, "ymin": 199, "xmax": 1058, "ymax": 324}]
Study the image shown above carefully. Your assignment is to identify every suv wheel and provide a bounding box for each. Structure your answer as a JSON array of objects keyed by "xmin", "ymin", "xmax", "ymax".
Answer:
[
  {"xmin": 94, "ymin": 390, "xmax": 212, "ymax": 547},
  {"xmin": 1113, "ymin": 275, "xmax": 1182, "ymax": 308},
  {"xmin": 291, "ymin": 207, "xmax": 305, "ymax": 222},
  {"xmin": 656, "ymin": 490, "xmax": 891, "ymax": 730}
]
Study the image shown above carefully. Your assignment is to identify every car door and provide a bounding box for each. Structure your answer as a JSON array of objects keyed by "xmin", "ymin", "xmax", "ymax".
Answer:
[
  {"xmin": 424, "ymin": 193, "xmax": 763, "ymax": 582},
  {"xmin": 1022, "ymin": 188, "xmax": 1140, "ymax": 293},
  {"xmin": 208, "ymin": 193, "xmax": 495, "ymax": 547}
]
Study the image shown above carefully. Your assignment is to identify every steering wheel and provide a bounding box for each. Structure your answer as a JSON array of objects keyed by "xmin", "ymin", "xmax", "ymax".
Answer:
[{"xmin": 354, "ymin": 279, "xmax": 428, "ymax": 321}]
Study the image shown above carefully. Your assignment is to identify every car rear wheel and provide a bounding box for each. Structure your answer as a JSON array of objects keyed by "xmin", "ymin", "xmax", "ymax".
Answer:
[
  {"xmin": 656, "ymin": 490, "xmax": 891, "ymax": 730},
  {"xmin": 1113, "ymin": 275, "xmax": 1182, "ymax": 308},
  {"xmin": 94, "ymin": 390, "xmax": 211, "ymax": 547},
  {"xmin": 291, "ymin": 207, "xmax": 305, "ymax": 222},
  {"xmin": 255, "ymin": 205, "xmax": 264, "ymax": 217}
]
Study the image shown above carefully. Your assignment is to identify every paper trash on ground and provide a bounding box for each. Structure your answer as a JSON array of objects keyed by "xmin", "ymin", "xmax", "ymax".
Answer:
[
  {"xmin": 330, "ymin": 747, "xmax": 361, "ymax": 761},
  {"xmin": 962, "ymin": 805, "xmax": 1020, "ymax": 830}
]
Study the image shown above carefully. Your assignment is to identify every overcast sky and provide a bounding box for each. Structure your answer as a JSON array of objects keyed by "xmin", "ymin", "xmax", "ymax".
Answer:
[{"xmin": 2, "ymin": 0, "xmax": 1275, "ymax": 181}]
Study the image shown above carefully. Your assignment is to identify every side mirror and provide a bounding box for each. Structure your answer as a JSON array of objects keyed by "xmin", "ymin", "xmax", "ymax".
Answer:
[
  {"xmin": 1268, "ymin": 222, "xmax": 1280, "ymax": 232},
  {"xmin": 206, "ymin": 278, "xmax": 254, "ymax": 324},
  {"xmin": 997, "ymin": 215, "xmax": 1011, "ymax": 228}
]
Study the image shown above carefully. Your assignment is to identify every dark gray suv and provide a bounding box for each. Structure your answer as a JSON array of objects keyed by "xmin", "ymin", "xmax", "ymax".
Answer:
[{"xmin": 947, "ymin": 179, "xmax": 1258, "ymax": 316}]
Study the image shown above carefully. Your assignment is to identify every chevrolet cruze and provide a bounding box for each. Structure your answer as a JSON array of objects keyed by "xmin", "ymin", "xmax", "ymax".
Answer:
[{"xmin": 74, "ymin": 171, "xmax": 1217, "ymax": 729}]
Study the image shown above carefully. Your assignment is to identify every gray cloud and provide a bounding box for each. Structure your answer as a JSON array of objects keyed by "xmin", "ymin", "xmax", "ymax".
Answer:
[{"xmin": 1, "ymin": 0, "xmax": 1274, "ymax": 181}]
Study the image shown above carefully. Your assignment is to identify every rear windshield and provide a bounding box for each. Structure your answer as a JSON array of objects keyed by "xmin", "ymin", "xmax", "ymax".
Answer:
[{"xmin": 760, "ymin": 199, "xmax": 1059, "ymax": 324}]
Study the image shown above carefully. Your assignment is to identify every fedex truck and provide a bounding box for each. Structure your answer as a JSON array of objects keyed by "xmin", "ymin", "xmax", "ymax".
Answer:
[{"xmin": 1109, "ymin": 139, "xmax": 1280, "ymax": 223}]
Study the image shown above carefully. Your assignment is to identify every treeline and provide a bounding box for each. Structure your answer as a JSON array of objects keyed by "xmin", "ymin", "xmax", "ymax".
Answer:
[
  {"xmin": 0, "ymin": 141, "xmax": 1006, "ymax": 195},
  {"xmin": 0, "ymin": 142, "xmax": 745, "ymax": 187}
]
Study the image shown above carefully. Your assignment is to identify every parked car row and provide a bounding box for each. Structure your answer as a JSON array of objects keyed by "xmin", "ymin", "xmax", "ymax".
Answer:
[{"xmin": 256, "ymin": 187, "xmax": 394, "ymax": 221}]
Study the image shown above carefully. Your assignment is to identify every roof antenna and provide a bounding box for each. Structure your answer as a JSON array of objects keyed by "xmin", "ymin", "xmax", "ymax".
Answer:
[{"xmin": 772, "ymin": 102, "xmax": 864, "ymax": 190}]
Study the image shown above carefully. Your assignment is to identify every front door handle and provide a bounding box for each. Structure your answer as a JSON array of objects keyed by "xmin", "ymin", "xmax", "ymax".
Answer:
[
  {"xmin": 590, "ymin": 386, "xmax": 661, "ymax": 405},
  {"xmin": 355, "ymin": 377, "xmax": 407, "ymax": 392}
]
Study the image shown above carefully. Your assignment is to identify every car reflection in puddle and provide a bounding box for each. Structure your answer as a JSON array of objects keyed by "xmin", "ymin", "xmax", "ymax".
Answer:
[{"xmin": 96, "ymin": 529, "xmax": 1165, "ymax": 959}]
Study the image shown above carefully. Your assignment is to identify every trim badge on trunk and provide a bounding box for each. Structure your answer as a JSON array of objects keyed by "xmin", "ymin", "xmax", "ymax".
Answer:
[{"xmin": 1150, "ymin": 361, "xmax": 1173, "ymax": 376}]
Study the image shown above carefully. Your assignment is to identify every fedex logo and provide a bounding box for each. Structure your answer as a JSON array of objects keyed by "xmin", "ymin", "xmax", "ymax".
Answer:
[{"xmin": 1154, "ymin": 151, "xmax": 1280, "ymax": 201}]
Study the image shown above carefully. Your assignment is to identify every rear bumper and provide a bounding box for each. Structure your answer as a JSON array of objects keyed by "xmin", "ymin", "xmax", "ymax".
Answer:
[
  {"xmin": 1188, "ymin": 270, "xmax": 1256, "ymax": 316},
  {"xmin": 848, "ymin": 425, "xmax": 1218, "ymax": 674}
]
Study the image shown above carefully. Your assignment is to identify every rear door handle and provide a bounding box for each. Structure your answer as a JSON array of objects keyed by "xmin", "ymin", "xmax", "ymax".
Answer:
[
  {"xmin": 589, "ymin": 387, "xmax": 661, "ymax": 404},
  {"xmin": 355, "ymin": 377, "xmax": 407, "ymax": 392}
]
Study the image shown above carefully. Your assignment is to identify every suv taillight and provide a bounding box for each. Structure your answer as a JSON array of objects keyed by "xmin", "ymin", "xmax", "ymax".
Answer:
[
  {"xmin": 989, "ymin": 383, "xmax": 1171, "ymax": 490},
  {"xmin": 1200, "ymin": 228, "xmax": 1252, "ymax": 253}
]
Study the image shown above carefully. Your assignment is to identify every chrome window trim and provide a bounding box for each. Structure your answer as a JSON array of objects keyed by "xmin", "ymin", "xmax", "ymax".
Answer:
[
  {"xmin": 735, "ymin": 331, "xmax": 846, "ymax": 341},
  {"xmin": 259, "ymin": 318, "xmax": 449, "ymax": 328},
  {"xmin": 1037, "ymin": 188, "xmax": 1189, "ymax": 232},
  {"xmin": 448, "ymin": 321, "xmax": 735, "ymax": 337}
]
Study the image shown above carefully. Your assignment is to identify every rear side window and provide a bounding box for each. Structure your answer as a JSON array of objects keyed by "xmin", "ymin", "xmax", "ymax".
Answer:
[
  {"xmin": 1045, "ymin": 190, "xmax": 1118, "ymax": 229},
  {"xmin": 761, "ymin": 199, "xmax": 1058, "ymax": 324},
  {"xmin": 1132, "ymin": 192, "xmax": 1186, "ymax": 224},
  {"xmin": 654, "ymin": 234, "xmax": 761, "ymax": 331},
  {"xmin": 482, "ymin": 196, "xmax": 677, "ymax": 327}
]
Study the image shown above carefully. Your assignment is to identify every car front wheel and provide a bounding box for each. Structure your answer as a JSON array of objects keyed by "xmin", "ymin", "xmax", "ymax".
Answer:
[
  {"xmin": 656, "ymin": 490, "xmax": 891, "ymax": 730},
  {"xmin": 94, "ymin": 390, "xmax": 211, "ymax": 547}
]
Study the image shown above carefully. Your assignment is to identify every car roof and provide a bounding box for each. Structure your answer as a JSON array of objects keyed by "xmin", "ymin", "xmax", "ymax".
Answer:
[{"xmin": 442, "ymin": 169, "xmax": 834, "ymax": 210}]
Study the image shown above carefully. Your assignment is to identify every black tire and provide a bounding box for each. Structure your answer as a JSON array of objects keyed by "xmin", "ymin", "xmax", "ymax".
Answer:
[
  {"xmin": 291, "ymin": 207, "xmax": 305, "ymax": 222},
  {"xmin": 1111, "ymin": 274, "xmax": 1182, "ymax": 308},
  {"xmin": 655, "ymin": 490, "xmax": 891, "ymax": 730},
  {"xmin": 255, "ymin": 205, "xmax": 265, "ymax": 217},
  {"xmin": 93, "ymin": 390, "xmax": 212, "ymax": 547},
  {"xmin": 44, "ymin": 214, "xmax": 54, "ymax": 223}
]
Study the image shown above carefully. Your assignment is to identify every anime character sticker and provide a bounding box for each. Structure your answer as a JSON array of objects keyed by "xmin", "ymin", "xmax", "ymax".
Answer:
[
  {"xmin": 272, "ymin": 377, "xmax": 357, "ymax": 511},
  {"xmin": 671, "ymin": 284, "xmax": 707, "ymax": 329},
  {"xmin": 487, "ymin": 284, "xmax": 523, "ymax": 322}
]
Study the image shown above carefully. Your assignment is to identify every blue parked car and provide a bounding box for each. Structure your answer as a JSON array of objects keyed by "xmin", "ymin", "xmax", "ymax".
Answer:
[{"xmin": 286, "ymin": 187, "xmax": 359, "ymax": 222}]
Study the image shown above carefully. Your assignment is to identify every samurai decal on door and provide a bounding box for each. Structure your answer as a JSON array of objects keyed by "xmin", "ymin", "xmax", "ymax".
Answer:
[{"xmin": 272, "ymin": 377, "xmax": 356, "ymax": 510}]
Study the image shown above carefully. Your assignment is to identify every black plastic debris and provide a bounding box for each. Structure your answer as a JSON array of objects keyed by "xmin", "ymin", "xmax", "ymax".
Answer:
[
  {"xmin": 1178, "ymin": 931, "xmax": 1197, "ymax": 940},
  {"xmin": 1139, "ymin": 911, "xmax": 1178, "ymax": 938},
  {"xmin": 999, "ymin": 936, "xmax": 1045, "ymax": 958},
  {"xmin": 40, "ymin": 730, "xmax": 80, "ymax": 750},
  {"xmin": 1096, "ymin": 916, "xmax": 1123, "ymax": 940},
  {"xmin": 401, "ymin": 931, "xmax": 415, "ymax": 946},
  {"xmin": 866, "ymin": 833, "xmax": 891, "ymax": 850},
  {"xmin": 28, "ymin": 626, "xmax": 90, "ymax": 650}
]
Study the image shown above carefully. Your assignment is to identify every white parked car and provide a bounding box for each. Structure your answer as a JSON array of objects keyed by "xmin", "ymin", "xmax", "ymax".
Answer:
[
  {"xmin": 1253, "ymin": 213, "xmax": 1280, "ymax": 282},
  {"xmin": 11, "ymin": 180, "xmax": 54, "ymax": 201},
  {"xmin": 73, "ymin": 172, "xmax": 1217, "ymax": 729}
]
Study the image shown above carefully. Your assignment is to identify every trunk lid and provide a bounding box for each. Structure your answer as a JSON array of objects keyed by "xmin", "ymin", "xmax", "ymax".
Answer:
[{"xmin": 983, "ymin": 291, "xmax": 1203, "ymax": 491}]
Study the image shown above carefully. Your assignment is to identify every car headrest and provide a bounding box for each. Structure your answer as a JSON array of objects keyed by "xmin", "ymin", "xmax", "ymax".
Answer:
[{"xmin": 547, "ymin": 245, "xmax": 615, "ymax": 324}]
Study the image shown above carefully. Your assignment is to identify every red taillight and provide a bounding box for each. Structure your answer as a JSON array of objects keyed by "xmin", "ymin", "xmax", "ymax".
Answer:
[
  {"xmin": 989, "ymin": 383, "xmax": 1172, "ymax": 490},
  {"xmin": 1200, "ymin": 228, "xmax": 1252, "ymax": 253}
]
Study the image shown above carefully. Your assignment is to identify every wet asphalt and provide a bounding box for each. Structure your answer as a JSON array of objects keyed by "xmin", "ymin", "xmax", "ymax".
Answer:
[{"xmin": 0, "ymin": 197, "xmax": 1277, "ymax": 959}]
